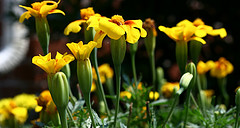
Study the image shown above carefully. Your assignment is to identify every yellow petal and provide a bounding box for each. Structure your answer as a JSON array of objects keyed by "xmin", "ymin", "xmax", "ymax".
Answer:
[
  {"xmin": 40, "ymin": 1, "xmax": 58, "ymax": 17},
  {"xmin": 99, "ymin": 18, "xmax": 125, "ymax": 40},
  {"xmin": 183, "ymin": 25, "xmax": 196, "ymax": 41},
  {"xmin": 66, "ymin": 42, "xmax": 81, "ymax": 59},
  {"xmin": 208, "ymin": 28, "xmax": 227, "ymax": 38},
  {"xmin": 19, "ymin": 11, "xmax": 32, "ymax": 23},
  {"xmin": 189, "ymin": 37, "xmax": 206, "ymax": 44},
  {"xmin": 64, "ymin": 20, "xmax": 86, "ymax": 35},
  {"xmin": 177, "ymin": 19, "xmax": 193, "ymax": 27},
  {"xmin": 94, "ymin": 30, "xmax": 107, "ymax": 48},
  {"xmin": 126, "ymin": 20, "xmax": 147, "ymax": 37},
  {"xmin": 195, "ymin": 29, "xmax": 207, "ymax": 37},
  {"xmin": 19, "ymin": 5, "xmax": 39, "ymax": 17},
  {"xmin": 48, "ymin": 9, "xmax": 65, "ymax": 16},
  {"xmin": 122, "ymin": 25, "xmax": 140, "ymax": 43}
]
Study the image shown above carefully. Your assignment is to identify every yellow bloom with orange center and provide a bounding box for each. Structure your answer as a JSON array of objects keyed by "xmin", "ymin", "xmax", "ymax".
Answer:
[
  {"xmin": 197, "ymin": 60, "xmax": 215, "ymax": 75},
  {"xmin": 210, "ymin": 57, "xmax": 233, "ymax": 78},
  {"xmin": 32, "ymin": 52, "xmax": 74, "ymax": 75},
  {"xmin": 161, "ymin": 82, "xmax": 180, "ymax": 98},
  {"xmin": 92, "ymin": 63, "xmax": 114, "ymax": 84},
  {"xmin": 64, "ymin": 7, "xmax": 100, "ymax": 35},
  {"xmin": 19, "ymin": 0, "xmax": 65, "ymax": 23},
  {"xmin": 87, "ymin": 15, "xmax": 147, "ymax": 46},
  {"xmin": 159, "ymin": 20, "xmax": 206, "ymax": 44},
  {"xmin": 149, "ymin": 91, "xmax": 159, "ymax": 100},
  {"xmin": 66, "ymin": 41, "xmax": 97, "ymax": 60},
  {"xmin": 35, "ymin": 90, "xmax": 57, "ymax": 114},
  {"xmin": 120, "ymin": 91, "xmax": 132, "ymax": 99}
]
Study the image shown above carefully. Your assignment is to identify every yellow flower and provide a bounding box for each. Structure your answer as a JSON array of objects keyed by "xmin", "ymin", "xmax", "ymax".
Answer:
[
  {"xmin": 159, "ymin": 20, "xmax": 206, "ymax": 44},
  {"xmin": 13, "ymin": 93, "xmax": 38, "ymax": 109},
  {"xmin": 87, "ymin": 15, "xmax": 147, "ymax": 46},
  {"xmin": 92, "ymin": 63, "xmax": 114, "ymax": 84},
  {"xmin": 120, "ymin": 91, "xmax": 132, "ymax": 99},
  {"xmin": 197, "ymin": 60, "xmax": 215, "ymax": 75},
  {"xmin": 91, "ymin": 81, "xmax": 97, "ymax": 92},
  {"xmin": 133, "ymin": 82, "xmax": 143, "ymax": 90},
  {"xmin": 11, "ymin": 107, "xmax": 28, "ymax": 124},
  {"xmin": 36, "ymin": 90, "xmax": 53, "ymax": 108},
  {"xmin": 210, "ymin": 57, "xmax": 233, "ymax": 78},
  {"xmin": 19, "ymin": 0, "xmax": 65, "ymax": 23},
  {"xmin": 32, "ymin": 52, "xmax": 75, "ymax": 74},
  {"xmin": 161, "ymin": 82, "xmax": 180, "ymax": 98},
  {"xmin": 149, "ymin": 91, "xmax": 159, "ymax": 100},
  {"xmin": 192, "ymin": 18, "xmax": 227, "ymax": 38},
  {"xmin": 202, "ymin": 89, "xmax": 214, "ymax": 98},
  {"xmin": 66, "ymin": 41, "xmax": 97, "ymax": 60},
  {"xmin": 64, "ymin": 7, "xmax": 101, "ymax": 35},
  {"xmin": 45, "ymin": 100, "xmax": 58, "ymax": 114}
]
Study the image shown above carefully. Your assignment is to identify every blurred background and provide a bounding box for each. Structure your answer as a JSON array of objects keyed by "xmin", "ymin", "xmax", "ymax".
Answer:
[{"xmin": 0, "ymin": 0, "xmax": 239, "ymax": 106}]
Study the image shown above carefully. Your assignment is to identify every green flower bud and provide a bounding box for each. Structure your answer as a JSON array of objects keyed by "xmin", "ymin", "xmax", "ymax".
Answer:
[
  {"xmin": 179, "ymin": 72, "xmax": 193, "ymax": 89},
  {"xmin": 185, "ymin": 62, "xmax": 197, "ymax": 89},
  {"xmin": 77, "ymin": 59, "xmax": 93, "ymax": 96},
  {"xmin": 35, "ymin": 17, "xmax": 50, "ymax": 55},
  {"xmin": 61, "ymin": 64, "xmax": 71, "ymax": 80},
  {"xmin": 51, "ymin": 72, "xmax": 70, "ymax": 109},
  {"xmin": 110, "ymin": 36, "xmax": 126, "ymax": 66}
]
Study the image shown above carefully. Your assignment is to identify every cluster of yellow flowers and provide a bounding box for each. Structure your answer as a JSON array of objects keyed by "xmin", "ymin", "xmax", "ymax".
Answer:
[
  {"xmin": 197, "ymin": 57, "xmax": 233, "ymax": 78},
  {"xmin": 0, "ymin": 93, "xmax": 37, "ymax": 126}
]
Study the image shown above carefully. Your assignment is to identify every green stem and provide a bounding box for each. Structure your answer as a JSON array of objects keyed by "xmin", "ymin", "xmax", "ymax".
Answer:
[
  {"xmin": 218, "ymin": 78, "xmax": 229, "ymax": 106},
  {"xmin": 183, "ymin": 92, "xmax": 191, "ymax": 128},
  {"xmin": 67, "ymin": 108, "xmax": 77, "ymax": 128},
  {"xmin": 85, "ymin": 94, "xmax": 97, "ymax": 128},
  {"xmin": 113, "ymin": 64, "xmax": 121, "ymax": 128},
  {"xmin": 131, "ymin": 54, "xmax": 137, "ymax": 87},
  {"xmin": 149, "ymin": 52, "xmax": 156, "ymax": 91},
  {"xmin": 127, "ymin": 103, "xmax": 133, "ymax": 127},
  {"xmin": 235, "ymin": 108, "xmax": 239, "ymax": 128},
  {"xmin": 197, "ymin": 74, "xmax": 206, "ymax": 117},
  {"xmin": 90, "ymin": 48, "xmax": 111, "ymax": 119},
  {"xmin": 162, "ymin": 92, "xmax": 180, "ymax": 128},
  {"xmin": 59, "ymin": 109, "xmax": 68, "ymax": 128}
]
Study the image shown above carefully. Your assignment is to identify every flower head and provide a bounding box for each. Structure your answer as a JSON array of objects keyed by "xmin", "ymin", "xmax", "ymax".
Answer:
[
  {"xmin": 19, "ymin": 0, "xmax": 65, "ymax": 23},
  {"xmin": 32, "ymin": 52, "xmax": 75, "ymax": 75},
  {"xmin": 13, "ymin": 94, "xmax": 38, "ymax": 109},
  {"xmin": 143, "ymin": 18, "xmax": 157, "ymax": 37},
  {"xmin": 197, "ymin": 60, "xmax": 215, "ymax": 75},
  {"xmin": 64, "ymin": 7, "xmax": 101, "ymax": 35},
  {"xmin": 149, "ymin": 91, "xmax": 159, "ymax": 100},
  {"xmin": 159, "ymin": 20, "xmax": 206, "ymax": 44},
  {"xmin": 161, "ymin": 82, "xmax": 180, "ymax": 98},
  {"xmin": 120, "ymin": 91, "xmax": 132, "ymax": 99},
  {"xmin": 92, "ymin": 63, "xmax": 114, "ymax": 84},
  {"xmin": 66, "ymin": 41, "xmax": 97, "ymax": 60},
  {"xmin": 210, "ymin": 57, "xmax": 233, "ymax": 78},
  {"xmin": 87, "ymin": 15, "xmax": 147, "ymax": 47}
]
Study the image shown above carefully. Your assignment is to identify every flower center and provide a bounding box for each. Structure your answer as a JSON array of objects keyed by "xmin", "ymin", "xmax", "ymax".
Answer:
[
  {"xmin": 80, "ymin": 7, "xmax": 95, "ymax": 20},
  {"xmin": 32, "ymin": 2, "xmax": 43, "ymax": 11},
  {"xmin": 110, "ymin": 15, "xmax": 125, "ymax": 25}
]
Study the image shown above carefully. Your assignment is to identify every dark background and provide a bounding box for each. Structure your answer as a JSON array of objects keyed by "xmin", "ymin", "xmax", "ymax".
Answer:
[{"xmin": 0, "ymin": 0, "xmax": 239, "ymax": 106}]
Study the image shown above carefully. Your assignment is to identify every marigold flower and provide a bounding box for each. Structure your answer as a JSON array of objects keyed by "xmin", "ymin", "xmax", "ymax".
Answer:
[
  {"xmin": 19, "ymin": 0, "xmax": 65, "ymax": 23},
  {"xmin": 149, "ymin": 91, "xmax": 159, "ymax": 100},
  {"xmin": 32, "ymin": 52, "xmax": 75, "ymax": 75},
  {"xmin": 210, "ymin": 57, "xmax": 233, "ymax": 78},
  {"xmin": 92, "ymin": 63, "xmax": 114, "ymax": 84},
  {"xmin": 64, "ymin": 7, "xmax": 100, "ymax": 35},
  {"xmin": 11, "ymin": 107, "xmax": 28, "ymax": 124},
  {"xmin": 66, "ymin": 41, "xmax": 97, "ymax": 60},
  {"xmin": 87, "ymin": 15, "xmax": 147, "ymax": 46},
  {"xmin": 143, "ymin": 18, "xmax": 157, "ymax": 37},
  {"xmin": 120, "ymin": 91, "xmax": 132, "ymax": 99},
  {"xmin": 159, "ymin": 20, "xmax": 206, "ymax": 44},
  {"xmin": 197, "ymin": 60, "xmax": 215, "ymax": 75},
  {"xmin": 202, "ymin": 89, "xmax": 214, "ymax": 98},
  {"xmin": 161, "ymin": 82, "xmax": 180, "ymax": 98},
  {"xmin": 13, "ymin": 93, "xmax": 38, "ymax": 109}
]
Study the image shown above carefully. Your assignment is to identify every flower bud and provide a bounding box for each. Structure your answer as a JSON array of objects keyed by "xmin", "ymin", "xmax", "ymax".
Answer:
[
  {"xmin": 185, "ymin": 62, "xmax": 197, "ymax": 88},
  {"xmin": 51, "ymin": 72, "xmax": 70, "ymax": 109},
  {"xmin": 110, "ymin": 36, "xmax": 126, "ymax": 66},
  {"xmin": 236, "ymin": 88, "xmax": 240, "ymax": 112},
  {"xmin": 61, "ymin": 64, "xmax": 71, "ymax": 80},
  {"xmin": 77, "ymin": 59, "xmax": 93, "ymax": 96},
  {"xmin": 179, "ymin": 72, "xmax": 193, "ymax": 89}
]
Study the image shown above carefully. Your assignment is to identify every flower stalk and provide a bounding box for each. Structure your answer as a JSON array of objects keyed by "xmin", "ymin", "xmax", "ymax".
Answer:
[
  {"xmin": 111, "ymin": 36, "xmax": 126, "ymax": 127},
  {"xmin": 176, "ymin": 41, "xmax": 188, "ymax": 75}
]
